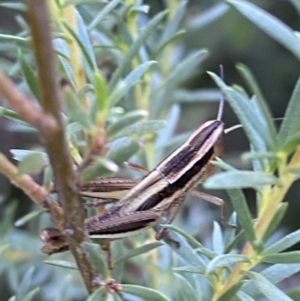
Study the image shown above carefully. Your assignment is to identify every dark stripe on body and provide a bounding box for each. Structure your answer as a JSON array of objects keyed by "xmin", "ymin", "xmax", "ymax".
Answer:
[
  {"xmin": 157, "ymin": 121, "xmax": 221, "ymax": 177},
  {"xmin": 137, "ymin": 147, "xmax": 214, "ymax": 211}
]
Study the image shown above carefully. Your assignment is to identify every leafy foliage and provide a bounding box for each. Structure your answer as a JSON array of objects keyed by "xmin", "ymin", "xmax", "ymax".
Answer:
[{"xmin": 0, "ymin": 0, "xmax": 300, "ymax": 301}]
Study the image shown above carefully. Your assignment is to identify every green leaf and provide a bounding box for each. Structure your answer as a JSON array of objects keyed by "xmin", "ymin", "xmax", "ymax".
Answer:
[
  {"xmin": 122, "ymin": 285, "xmax": 171, "ymax": 301},
  {"xmin": 8, "ymin": 297, "xmax": 16, "ymax": 301},
  {"xmin": 290, "ymin": 0, "xmax": 300, "ymax": 14},
  {"xmin": 0, "ymin": 2, "xmax": 26, "ymax": 11},
  {"xmin": 85, "ymin": 287, "xmax": 106, "ymax": 301},
  {"xmin": 281, "ymin": 132, "xmax": 300, "ymax": 156},
  {"xmin": 173, "ymin": 273, "xmax": 199, "ymax": 301},
  {"xmin": 172, "ymin": 88, "xmax": 220, "ymax": 103},
  {"xmin": 53, "ymin": 39, "xmax": 75, "ymax": 87},
  {"xmin": 109, "ymin": 120, "xmax": 166, "ymax": 140},
  {"xmin": 163, "ymin": 224, "xmax": 215, "ymax": 259},
  {"xmin": 262, "ymin": 203, "xmax": 288, "ymax": 243},
  {"xmin": 0, "ymin": 34, "xmax": 28, "ymax": 46},
  {"xmin": 88, "ymin": 0, "xmax": 123, "ymax": 31},
  {"xmin": 278, "ymin": 75, "xmax": 300, "ymax": 146},
  {"xmin": 173, "ymin": 266, "xmax": 205, "ymax": 274},
  {"xmin": 93, "ymin": 71, "xmax": 107, "ymax": 116},
  {"xmin": 16, "ymin": 267, "xmax": 35, "ymax": 301},
  {"xmin": 246, "ymin": 271, "xmax": 293, "ymax": 301},
  {"xmin": 226, "ymin": 189, "xmax": 256, "ymax": 245},
  {"xmin": 80, "ymin": 157, "xmax": 119, "ymax": 184},
  {"xmin": 264, "ymin": 228, "xmax": 300, "ymax": 255},
  {"xmin": 64, "ymin": 89, "xmax": 92, "ymax": 130},
  {"xmin": 218, "ymin": 282, "xmax": 245, "ymax": 301},
  {"xmin": 108, "ymin": 10, "xmax": 168, "ymax": 91},
  {"xmin": 206, "ymin": 254, "xmax": 249, "ymax": 273},
  {"xmin": 18, "ymin": 152, "xmax": 45, "ymax": 175},
  {"xmin": 204, "ymin": 170, "xmax": 277, "ymax": 189},
  {"xmin": 236, "ymin": 63, "xmax": 277, "ymax": 146},
  {"xmin": 242, "ymin": 151, "xmax": 279, "ymax": 163},
  {"xmin": 212, "ymin": 222, "xmax": 224, "ymax": 255},
  {"xmin": 209, "ymin": 72, "xmax": 275, "ymax": 156},
  {"xmin": 113, "ymin": 242, "xmax": 162, "ymax": 265},
  {"xmin": 44, "ymin": 260, "xmax": 78, "ymax": 270},
  {"xmin": 161, "ymin": 225, "xmax": 207, "ymax": 269},
  {"xmin": 107, "ymin": 110, "xmax": 148, "ymax": 137},
  {"xmin": 11, "ymin": 149, "xmax": 48, "ymax": 163},
  {"xmin": 108, "ymin": 61, "xmax": 157, "ymax": 107},
  {"xmin": 107, "ymin": 137, "xmax": 140, "ymax": 165},
  {"xmin": 23, "ymin": 288, "xmax": 40, "ymax": 301},
  {"xmin": 14, "ymin": 209, "xmax": 46, "ymax": 227},
  {"xmin": 228, "ymin": 0, "xmax": 300, "ymax": 61},
  {"xmin": 81, "ymin": 242, "xmax": 109, "ymax": 278},
  {"xmin": 263, "ymin": 251, "xmax": 300, "ymax": 264},
  {"xmin": 18, "ymin": 50, "xmax": 40, "ymax": 101},
  {"xmin": 236, "ymin": 292, "xmax": 255, "ymax": 301}
]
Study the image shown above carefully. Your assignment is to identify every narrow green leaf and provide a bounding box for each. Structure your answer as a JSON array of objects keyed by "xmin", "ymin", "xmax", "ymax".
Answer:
[
  {"xmin": 161, "ymin": 225, "xmax": 207, "ymax": 268},
  {"xmin": 173, "ymin": 273, "xmax": 199, "ymax": 301},
  {"xmin": 108, "ymin": 61, "xmax": 157, "ymax": 107},
  {"xmin": 160, "ymin": 1, "xmax": 187, "ymax": 45},
  {"xmin": 262, "ymin": 203, "xmax": 288, "ymax": 243},
  {"xmin": 85, "ymin": 287, "xmax": 106, "ymax": 301},
  {"xmin": 263, "ymin": 251, "xmax": 300, "ymax": 264},
  {"xmin": 236, "ymin": 292, "xmax": 255, "ymax": 301},
  {"xmin": 173, "ymin": 266, "xmax": 205, "ymax": 274},
  {"xmin": 107, "ymin": 110, "xmax": 148, "ymax": 137},
  {"xmin": 63, "ymin": 21, "xmax": 95, "ymax": 72},
  {"xmin": 0, "ymin": 244, "xmax": 10, "ymax": 255},
  {"xmin": 0, "ymin": 3, "xmax": 26, "ymax": 11},
  {"xmin": 212, "ymin": 222, "xmax": 224, "ymax": 255},
  {"xmin": 18, "ymin": 50, "xmax": 40, "ymax": 101},
  {"xmin": 281, "ymin": 132, "xmax": 300, "ymax": 156},
  {"xmin": 44, "ymin": 260, "xmax": 78, "ymax": 270},
  {"xmin": 23, "ymin": 288, "xmax": 40, "ymax": 301},
  {"xmin": 218, "ymin": 282, "xmax": 245, "ymax": 301},
  {"xmin": 264, "ymin": 228, "xmax": 300, "ymax": 255},
  {"xmin": 108, "ymin": 10, "xmax": 168, "ymax": 91},
  {"xmin": 242, "ymin": 151, "xmax": 279, "ymax": 162},
  {"xmin": 11, "ymin": 149, "xmax": 48, "ymax": 163},
  {"xmin": 109, "ymin": 120, "xmax": 166, "ymax": 140},
  {"xmin": 209, "ymin": 72, "xmax": 275, "ymax": 155},
  {"xmin": 172, "ymin": 88, "xmax": 220, "ymax": 103},
  {"xmin": 88, "ymin": 0, "xmax": 123, "ymax": 31},
  {"xmin": 65, "ymin": 89, "xmax": 92, "ymax": 130},
  {"xmin": 236, "ymin": 63, "xmax": 277, "ymax": 146},
  {"xmin": 81, "ymin": 242, "xmax": 109, "ymax": 278},
  {"xmin": 246, "ymin": 271, "xmax": 293, "ymax": 301},
  {"xmin": 107, "ymin": 137, "xmax": 140, "ymax": 165},
  {"xmin": 122, "ymin": 285, "xmax": 171, "ymax": 301},
  {"xmin": 113, "ymin": 242, "xmax": 162, "ymax": 265},
  {"xmin": 80, "ymin": 157, "xmax": 119, "ymax": 184},
  {"xmin": 278, "ymin": 76, "xmax": 300, "ymax": 146},
  {"xmin": 229, "ymin": 0, "xmax": 300, "ymax": 61},
  {"xmin": 207, "ymin": 254, "xmax": 249, "ymax": 273},
  {"xmin": 204, "ymin": 170, "xmax": 277, "ymax": 189},
  {"xmin": 18, "ymin": 152, "xmax": 45, "ymax": 175},
  {"xmin": 16, "ymin": 267, "xmax": 34, "ymax": 301},
  {"xmin": 223, "ymin": 212, "xmax": 237, "ymax": 248},
  {"xmin": 93, "ymin": 71, "xmax": 107, "ymax": 116},
  {"xmin": 226, "ymin": 189, "xmax": 256, "ymax": 244},
  {"xmin": 163, "ymin": 224, "xmax": 215, "ymax": 259},
  {"xmin": 290, "ymin": 0, "xmax": 300, "ymax": 14},
  {"xmin": 0, "ymin": 34, "xmax": 28, "ymax": 46},
  {"xmin": 53, "ymin": 39, "xmax": 75, "ymax": 87},
  {"xmin": 152, "ymin": 30, "xmax": 185, "ymax": 59},
  {"xmin": 7, "ymin": 297, "xmax": 16, "ymax": 301},
  {"xmin": 15, "ymin": 209, "xmax": 46, "ymax": 227}
]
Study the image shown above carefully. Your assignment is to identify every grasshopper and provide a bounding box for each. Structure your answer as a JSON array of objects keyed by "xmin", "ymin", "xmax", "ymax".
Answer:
[{"xmin": 41, "ymin": 80, "xmax": 228, "ymax": 254}]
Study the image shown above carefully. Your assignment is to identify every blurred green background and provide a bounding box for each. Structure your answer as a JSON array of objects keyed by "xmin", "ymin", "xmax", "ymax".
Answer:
[{"xmin": 0, "ymin": 0, "xmax": 300, "ymax": 300}]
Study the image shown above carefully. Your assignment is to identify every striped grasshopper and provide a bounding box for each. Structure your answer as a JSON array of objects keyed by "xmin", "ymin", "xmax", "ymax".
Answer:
[{"xmin": 41, "ymin": 84, "xmax": 229, "ymax": 255}]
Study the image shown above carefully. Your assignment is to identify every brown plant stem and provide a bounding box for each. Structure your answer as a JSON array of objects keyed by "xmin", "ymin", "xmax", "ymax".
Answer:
[
  {"xmin": 0, "ymin": 152, "xmax": 64, "ymax": 229},
  {"xmin": 22, "ymin": 0, "xmax": 96, "ymax": 292}
]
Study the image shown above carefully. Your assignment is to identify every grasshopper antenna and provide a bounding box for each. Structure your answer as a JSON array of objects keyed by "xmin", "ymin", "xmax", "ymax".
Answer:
[{"xmin": 217, "ymin": 64, "xmax": 225, "ymax": 121}]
